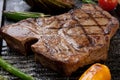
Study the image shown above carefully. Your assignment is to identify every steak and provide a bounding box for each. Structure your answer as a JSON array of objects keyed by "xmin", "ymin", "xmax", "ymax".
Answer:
[{"xmin": 0, "ymin": 4, "xmax": 119, "ymax": 76}]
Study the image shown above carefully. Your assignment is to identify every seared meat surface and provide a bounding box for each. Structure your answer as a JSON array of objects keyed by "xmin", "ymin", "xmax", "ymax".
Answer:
[{"xmin": 0, "ymin": 4, "xmax": 119, "ymax": 75}]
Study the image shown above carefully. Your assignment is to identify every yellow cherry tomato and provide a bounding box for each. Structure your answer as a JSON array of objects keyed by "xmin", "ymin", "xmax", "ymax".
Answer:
[{"xmin": 79, "ymin": 63, "xmax": 111, "ymax": 80}]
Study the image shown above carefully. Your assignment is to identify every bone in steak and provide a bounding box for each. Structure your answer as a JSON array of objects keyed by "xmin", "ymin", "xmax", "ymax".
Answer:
[{"xmin": 0, "ymin": 4, "xmax": 119, "ymax": 76}]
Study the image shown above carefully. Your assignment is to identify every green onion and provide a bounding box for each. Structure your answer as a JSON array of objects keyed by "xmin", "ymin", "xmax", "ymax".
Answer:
[
  {"xmin": 3, "ymin": 11, "xmax": 50, "ymax": 21},
  {"xmin": 0, "ymin": 57, "xmax": 34, "ymax": 80}
]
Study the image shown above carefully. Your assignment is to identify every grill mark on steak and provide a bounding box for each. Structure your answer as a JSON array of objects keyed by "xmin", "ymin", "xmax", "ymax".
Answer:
[
  {"xmin": 94, "ymin": 5, "xmax": 111, "ymax": 20},
  {"xmin": 80, "ymin": 4, "xmax": 113, "ymax": 35},
  {"xmin": 82, "ymin": 7, "xmax": 105, "ymax": 35},
  {"xmin": 93, "ymin": 5, "xmax": 113, "ymax": 34},
  {"xmin": 88, "ymin": 14, "xmax": 105, "ymax": 34},
  {"xmin": 69, "ymin": 9, "xmax": 95, "ymax": 46}
]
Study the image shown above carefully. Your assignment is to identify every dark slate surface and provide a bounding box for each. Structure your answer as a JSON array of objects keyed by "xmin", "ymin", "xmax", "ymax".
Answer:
[
  {"xmin": 0, "ymin": 0, "xmax": 120, "ymax": 80},
  {"xmin": 0, "ymin": 0, "xmax": 4, "ymax": 26},
  {"xmin": 0, "ymin": 0, "xmax": 4, "ymax": 54}
]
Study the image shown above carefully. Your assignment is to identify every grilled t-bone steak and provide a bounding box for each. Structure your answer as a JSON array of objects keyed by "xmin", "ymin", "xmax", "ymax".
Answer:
[{"xmin": 0, "ymin": 4, "xmax": 119, "ymax": 76}]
